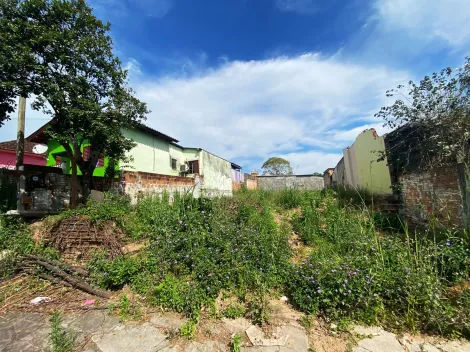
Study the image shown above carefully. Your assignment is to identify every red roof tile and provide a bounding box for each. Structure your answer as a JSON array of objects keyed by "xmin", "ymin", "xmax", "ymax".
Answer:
[{"xmin": 0, "ymin": 140, "xmax": 47, "ymax": 155}]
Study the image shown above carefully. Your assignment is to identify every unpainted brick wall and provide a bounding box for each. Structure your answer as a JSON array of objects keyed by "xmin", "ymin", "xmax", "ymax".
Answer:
[
  {"xmin": 399, "ymin": 163, "xmax": 468, "ymax": 229},
  {"xmin": 122, "ymin": 171, "xmax": 196, "ymax": 203}
]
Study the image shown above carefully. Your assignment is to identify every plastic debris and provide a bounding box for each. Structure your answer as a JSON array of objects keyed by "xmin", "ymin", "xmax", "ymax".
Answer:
[
  {"xmin": 280, "ymin": 296, "xmax": 288, "ymax": 302},
  {"xmin": 30, "ymin": 297, "xmax": 52, "ymax": 305},
  {"xmin": 83, "ymin": 299, "xmax": 96, "ymax": 305}
]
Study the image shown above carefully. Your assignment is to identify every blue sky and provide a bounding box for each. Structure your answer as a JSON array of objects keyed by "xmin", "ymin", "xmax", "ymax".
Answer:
[{"xmin": 1, "ymin": 0, "xmax": 470, "ymax": 173}]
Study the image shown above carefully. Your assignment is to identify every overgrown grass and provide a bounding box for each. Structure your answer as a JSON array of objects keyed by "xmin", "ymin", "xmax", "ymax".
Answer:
[
  {"xmin": 289, "ymin": 191, "xmax": 470, "ymax": 337},
  {"xmin": 2, "ymin": 187, "xmax": 469, "ymax": 338},
  {"xmin": 88, "ymin": 192, "xmax": 291, "ymax": 321},
  {"xmin": 49, "ymin": 312, "xmax": 74, "ymax": 352}
]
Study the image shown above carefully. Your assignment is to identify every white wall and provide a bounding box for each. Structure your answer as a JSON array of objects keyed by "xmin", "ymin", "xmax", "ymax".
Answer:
[{"xmin": 199, "ymin": 150, "xmax": 232, "ymax": 197}]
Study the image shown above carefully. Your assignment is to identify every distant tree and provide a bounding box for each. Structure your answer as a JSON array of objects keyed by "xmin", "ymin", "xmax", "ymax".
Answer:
[
  {"xmin": 313, "ymin": 172, "xmax": 323, "ymax": 177},
  {"xmin": 261, "ymin": 157, "xmax": 293, "ymax": 176},
  {"xmin": 376, "ymin": 57, "xmax": 470, "ymax": 169},
  {"xmin": 0, "ymin": 0, "xmax": 148, "ymax": 207}
]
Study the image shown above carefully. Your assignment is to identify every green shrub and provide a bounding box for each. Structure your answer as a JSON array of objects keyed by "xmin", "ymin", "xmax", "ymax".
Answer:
[
  {"xmin": 0, "ymin": 218, "xmax": 34, "ymax": 254},
  {"xmin": 88, "ymin": 253, "xmax": 142, "ymax": 290},
  {"xmin": 49, "ymin": 312, "xmax": 74, "ymax": 352},
  {"xmin": 222, "ymin": 302, "xmax": 247, "ymax": 319},
  {"xmin": 287, "ymin": 193, "xmax": 470, "ymax": 337}
]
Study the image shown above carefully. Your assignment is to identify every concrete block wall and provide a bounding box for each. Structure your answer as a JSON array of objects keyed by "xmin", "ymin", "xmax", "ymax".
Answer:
[
  {"xmin": 257, "ymin": 175, "xmax": 324, "ymax": 191},
  {"xmin": 399, "ymin": 164, "xmax": 467, "ymax": 229}
]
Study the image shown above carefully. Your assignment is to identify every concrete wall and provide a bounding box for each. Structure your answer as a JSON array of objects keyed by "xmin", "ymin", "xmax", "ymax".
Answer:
[
  {"xmin": 244, "ymin": 173, "xmax": 258, "ymax": 190},
  {"xmin": 399, "ymin": 163, "xmax": 468, "ymax": 230},
  {"xmin": 342, "ymin": 129, "xmax": 392, "ymax": 194},
  {"xmin": 199, "ymin": 150, "xmax": 232, "ymax": 197},
  {"xmin": 257, "ymin": 175, "xmax": 324, "ymax": 190},
  {"xmin": 332, "ymin": 157, "xmax": 345, "ymax": 187},
  {"xmin": 323, "ymin": 169, "xmax": 334, "ymax": 188}
]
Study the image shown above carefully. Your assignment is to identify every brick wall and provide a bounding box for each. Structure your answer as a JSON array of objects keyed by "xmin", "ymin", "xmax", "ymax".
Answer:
[
  {"xmin": 399, "ymin": 163, "xmax": 468, "ymax": 229},
  {"xmin": 121, "ymin": 171, "xmax": 196, "ymax": 202}
]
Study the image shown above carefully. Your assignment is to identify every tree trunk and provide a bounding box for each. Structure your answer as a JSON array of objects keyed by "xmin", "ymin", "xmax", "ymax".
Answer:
[
  {"xmin": 82, "ymin": 168, "xmax": 92, "ymax": 201},
  {"xmin": 70, "ymin": 157, "xmax": 78, "ymax": 209}
]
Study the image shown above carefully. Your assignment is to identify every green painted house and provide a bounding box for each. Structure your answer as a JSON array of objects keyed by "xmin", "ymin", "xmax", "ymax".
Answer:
[{"xmin": 27, "ymin": 121, "xmax": 237, "ymax": 197}]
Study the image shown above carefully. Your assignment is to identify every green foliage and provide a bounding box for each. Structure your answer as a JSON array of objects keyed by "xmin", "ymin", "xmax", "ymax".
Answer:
[
  {"xmin": 334, "ymin": 186, "xmax": 373, "ymax": 207},
  {"xmin": 56, "ymin": 193, "xmax": 133, "ymax": 228},
  {"xmin": 0, "ymin": 0, "xmax": 148, "ymax": 203},
  {"xmin": 231, "ymin": 333, "xmax": 242, "ymax": 352},
  {"xmin": 117, "ymin": 294, "xmax": 141, "ymax": 321},
  {"xmin": 376, "ymin": 58, "xmax": 470, "ymax": 168},
  {"xmin": 222, "ymin": 302, "xmax": 247, "ymax": 319},
  {"xmin": 0, "ymin": 173, "xmax": 16, "ymax": 212},
  {"xmin": 88, "ymin": 253, "xmax": 142, "ymax": 290},
  {"xmin": 179, "ymin": 319, "xmax": 197, "ymax": 339},
  {"xmin": 261, "ymin": 157, "xmax": 293, "ymax": 176},
  {"xmin": 0, "ymin": 218, "xmax": 34, "ymax": 254},
  {"xmin": 49, "ymin": 312, "xmax": 74, "ymax": 352},
  {"xmin": 288, "ymin": 192, "xmax": 470, "ymax": 337},
  {"xmin": 246, "ymin": 291, "xmax": 271, "ymax": 326},
  {"xmin": 44, "ymin": 189, "xmax": 470, "ymax": 337}
]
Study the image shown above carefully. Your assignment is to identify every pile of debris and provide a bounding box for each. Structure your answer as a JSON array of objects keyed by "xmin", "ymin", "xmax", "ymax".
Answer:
[{"xmin": 43, "ymin": 216, "xmax": 124, "ymax": 264}]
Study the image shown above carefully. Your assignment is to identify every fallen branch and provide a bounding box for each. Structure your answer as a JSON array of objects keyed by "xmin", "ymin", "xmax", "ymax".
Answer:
[
  {"xmin": 22, "ymin": 258, "xmax": 111, "ymax": 298},
  {"xmin": 24, "ymin": 254, "xmax": 88, "ymax": 277}
]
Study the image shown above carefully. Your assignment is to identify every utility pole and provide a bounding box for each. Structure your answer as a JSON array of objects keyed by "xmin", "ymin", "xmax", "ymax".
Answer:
[
  {"xmin": 16, "ymin": 96, "xmax": 26, "ymax": 212},
  {"xmin": 16, "ymin": 96, "xmax": 26, "ymax": 168}
]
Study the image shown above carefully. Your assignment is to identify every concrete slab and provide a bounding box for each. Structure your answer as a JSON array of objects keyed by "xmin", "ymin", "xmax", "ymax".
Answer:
[
  {"xmin": 277, "ymin": 326, "xmax": 308, "ymax": 352},
  {"xmin": 353, "ymin": 331, "xmax": 403, "ymax": 352},
  {"xmin": 221, "ymin": 318, "xmax": 252, "ymax": 334},
  {"xmin": 421, "ymin": 343, "xmax": 441, "ymax": 352},
  {"xmin": 92, "ymin": 324, "xmax": 169, "ymax": 352},
  {"xmin": 437, "ymin": 340, "xmax": 470, "ymax": 352},
  {"xmin": 352, "ymin": 325, "xmax": 384, "ymax": 336},
  {"xmin": 245, "ymin": 326, "xmax": 288, "ymax": 347},
  {"xmin": 184, "ymin": 341, "xmax": 228, "ymax": 352},
  {"xmin": 149, "ymin": 313, "xmax": 187, "ymax": 332},
  {"xmin": 0, "ymin": 312, "xmax": 50, "ymax": 352}
]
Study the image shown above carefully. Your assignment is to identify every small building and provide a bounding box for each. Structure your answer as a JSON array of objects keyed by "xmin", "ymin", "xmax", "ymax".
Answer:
[
  {"xmin": 323, "ymin": 168, "xmax": 334, "ymax": 188},
  {"xmin": 231, "ymin": 163, "xmax": 243, "ymax": 191},
  {"xmin": 26, "ymin": 121, "xmax": 236, "ymax": 199},
  {"xmin": 0, "ymin": 140, "xmax": 47, "ymax": 169}
]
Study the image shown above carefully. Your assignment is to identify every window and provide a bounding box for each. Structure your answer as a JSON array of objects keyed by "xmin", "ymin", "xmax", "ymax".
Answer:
[
  {"xmin": 187, "ymin": 160, "xmax": 199, "ymax": 174},
  {"xmin": 83, "ymin": 146, "xmax": 104, "ymax": 167},
  {"xmin": 171, "ymin": 158, "xmax": 178, "ymax": 170}
]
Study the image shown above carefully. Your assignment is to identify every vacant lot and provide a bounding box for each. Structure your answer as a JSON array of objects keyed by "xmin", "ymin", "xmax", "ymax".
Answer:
[{"xmin": 1, "ymin": 188, "xmax": 469, "ymax": 344}]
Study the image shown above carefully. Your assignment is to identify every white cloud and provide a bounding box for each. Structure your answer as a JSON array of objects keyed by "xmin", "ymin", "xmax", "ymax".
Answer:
[
  {"xmin": 376, "ymin": 0, "xmax": 470, "ymax": 47},
  {"xmin": 327, "ymin": 122, "xmax": 392, "ymax": 142},
  {"xmin": 135, "ymin": 0, "xmax": 173, "ymax": 18},
  {"xmin": 277, "ymin": 150, "xmax": 343, "ymax": 174},
  {"xmin": 130, "ymin": 54, "xmax": 408, "ymax": 172},
  {"xmin": 275, "ymin": 0, "xmax": 318, "ymax": 14}
]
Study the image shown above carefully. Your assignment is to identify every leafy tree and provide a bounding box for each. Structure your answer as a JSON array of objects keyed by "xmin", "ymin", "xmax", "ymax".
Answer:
[
  {"xmin": 376, "ymin": 58, "xmax": 470, "ymax": 169},
  {"xmin": 313, "ymin": 172, "xmax": 323, "ymax": 177},
  {"xmin": 261, "ymin": 157, "xmax": 293, "ymax": 176},
  {"xmin": 0, "ymin": 0, "xmax": 148, "ymax": 207}
]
